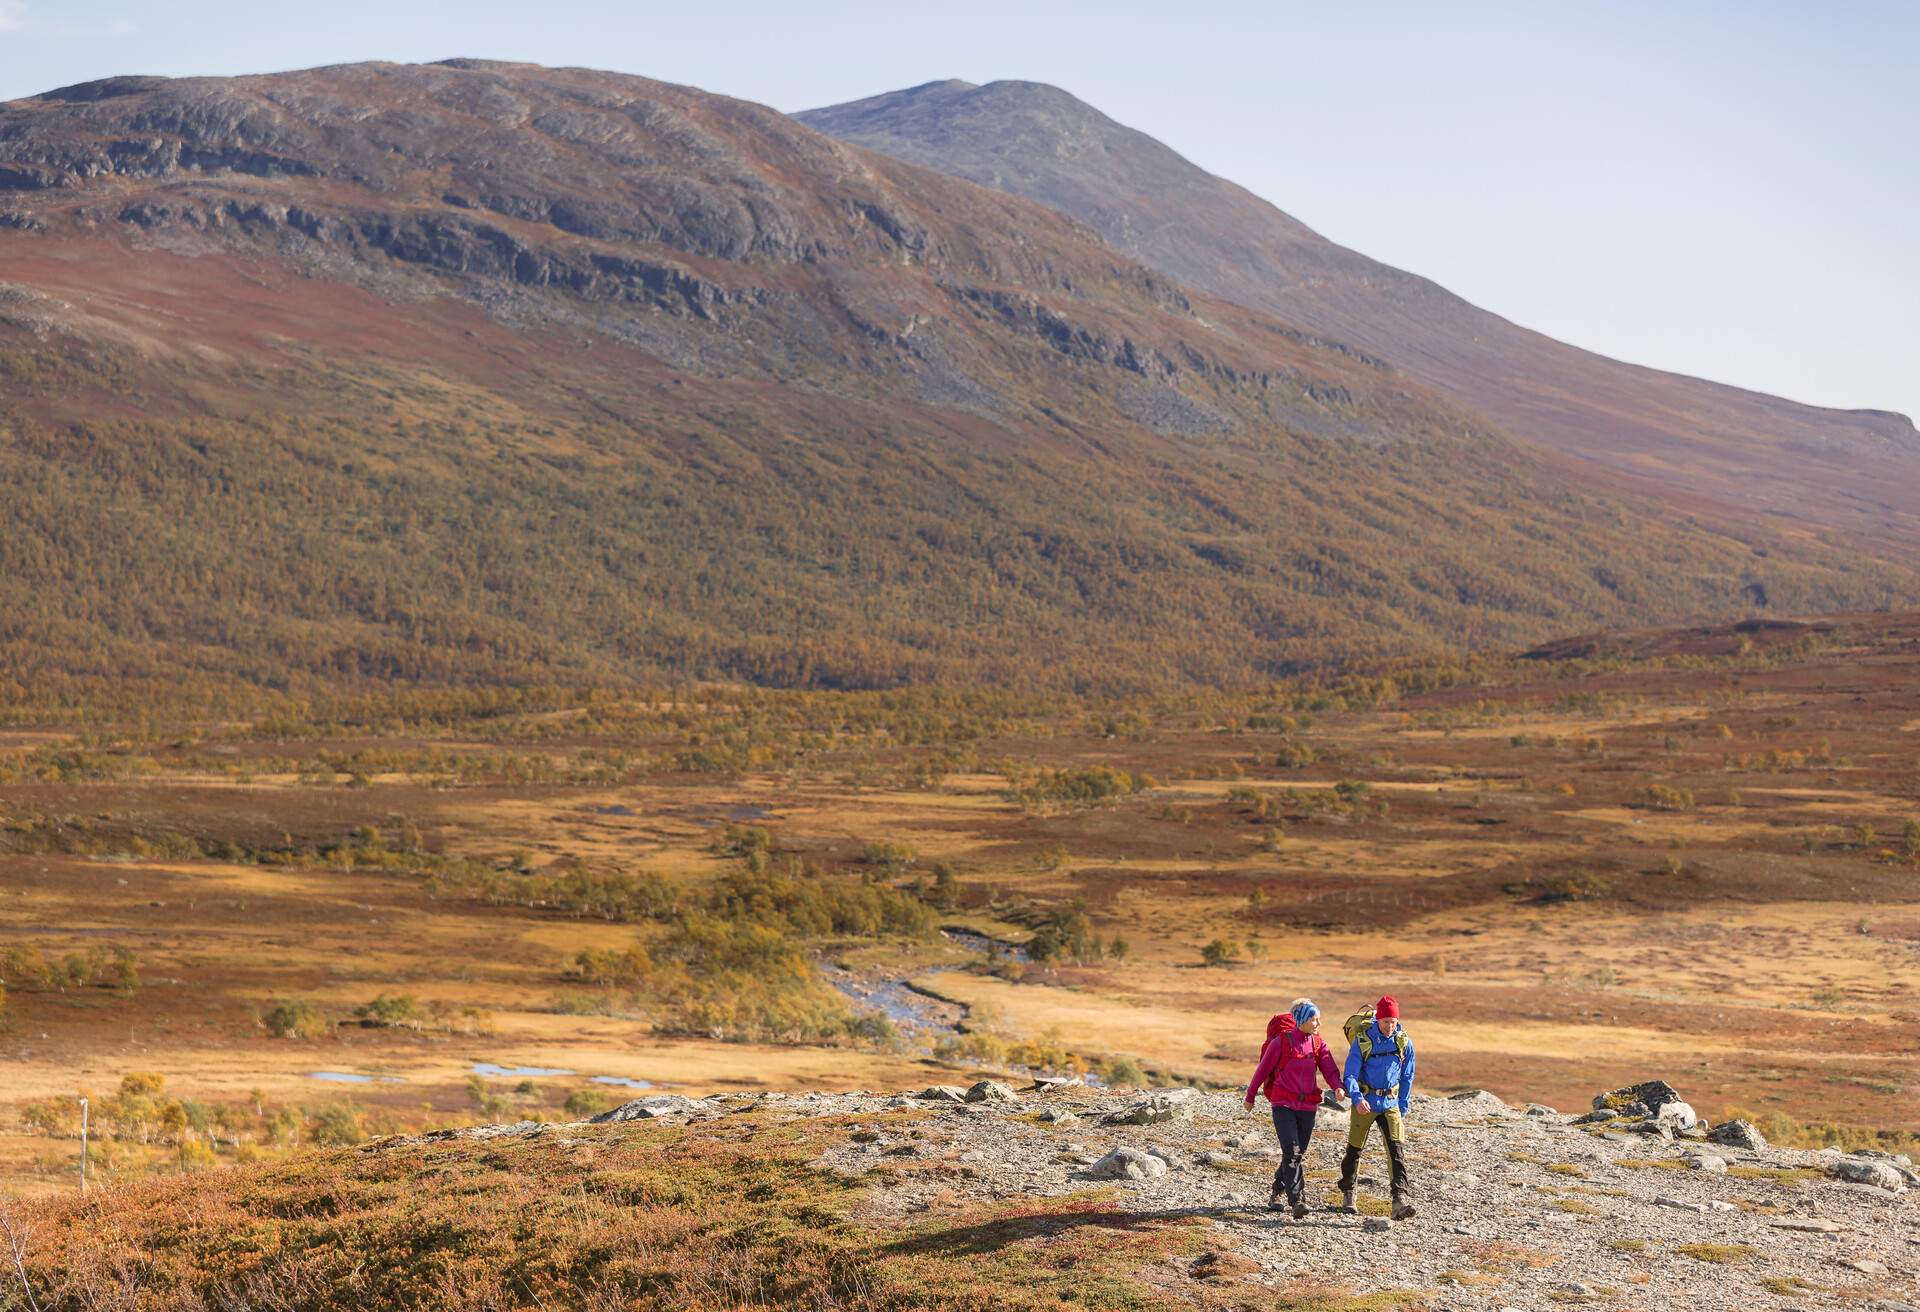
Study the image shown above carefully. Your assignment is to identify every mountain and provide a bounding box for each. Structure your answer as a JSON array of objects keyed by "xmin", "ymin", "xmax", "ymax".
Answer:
[
  {"xmin": 799, "ymin": 80, "xmax": 1920, "ymax": 545},
  {"xmin": 0, "ymin": 60, "xmax": 1911, "ymax": 702}
]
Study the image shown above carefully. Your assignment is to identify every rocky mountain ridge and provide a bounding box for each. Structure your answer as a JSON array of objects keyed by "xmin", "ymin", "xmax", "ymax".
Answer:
[
  {"xmin": 1, "ymin": 59, "xmax": 1916, "ymax": 694},
  {"xmin": 800, "ymin": 79, "xmax": 1920, "ymax": 546}
]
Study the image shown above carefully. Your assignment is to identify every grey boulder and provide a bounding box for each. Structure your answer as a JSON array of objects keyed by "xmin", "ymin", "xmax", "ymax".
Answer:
[
  {"xmin": 1087, "ymin": 1146, "xmax": 1169, "ymax": 1180},
  {"xmin": 1708, "ymin": 1118, "xmax": 1767, "ymax": 1151},
  {"xmin": 1100, "ymin": 1088, "xmax": 1200, "ymax": 1125},
  {"xmin": 965, "ymin": 1080, "xmax": 1018, "ymax": 1103},
  {"xmin": 592, "ymin": 1095, "xmax": 697, "ymax": 1123},
  {"xmin": 1829, "ymin": 1157, "xmax": 1906, "ymax": 1192}
]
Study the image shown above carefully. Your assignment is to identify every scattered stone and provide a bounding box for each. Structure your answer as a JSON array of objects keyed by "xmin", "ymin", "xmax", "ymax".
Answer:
[
  {"xmin": 1555, "ymin": 1281, "xmax": 1597, "ymax": 1298},
  {"xmin": 1684, "ymin": 1151, "xmax": 1728, "ymax": 1173},
  {"xmin": 1524, "ymin": 1103, "xmax": 1559, "ymax": 1117},
  {"xmin": 1706, "ymin": 1118, "xmax": 1768, "ymax": 1151},
  {"xmin": 965, "ymin": 1080, "xmax": 1018, "ymax": 1104},
  {"xmin": 591, "ymin": 1095, "xmax": 695, "ymax": 1123},
  {"xmin": 1573, "ymin": 1108, "xmax": 1619, "ymax": 1125},
  {"xmin": 1654, "ymin": 1196, "xmax": 1710, "ymax": 1214},
  {"xmin": 915, "ymin": 1085, "xmax": 970, "ymax": 1103},
  {"xmin": 1633, "ymin": 1120, "xmax": 1676, "ymax": 1141},
  {"xmin": 1361, "ymin": 1217, "xmax": 1391, "ymax": 1233},
  {"xmin": 1087, "ymin": 1146, "xmax": 1168, "ymax": 1181},
  {"xmin": 1843, "ymin": 1258, "xmax": 1889, "ymax": 1275},
  {"xmin": 1769, "ymin": 1217, "xmax": 1845, "ymax": 1233},
  {"xmin": 1197, "ymin": 1151, "xmax": 1236, "ymax": 1168},
  {"xmin": 1033, "ymin": 1107, "xmax": 1078, "ymax": 1126},
  {"xmin": 1829, "ymin": 1181, "xmax": 1906, "ymax": 1204},
  {"xmin": 1026, "ymin": 1076, "xmax": 1076, "ymax": 1093},
  {"xmin": 1236, "ymin": 1131, "xmax": 1270, "ymax": 1153},
  {"xmin": 1831, "ymin": 1158, "xmax": 1906, "ymax": 1192},
  {"xmin": 1448, "ymin": 1089, "xmax": 1507, "ymax": 1109},
  {"xmin": 1100, "ymin": 1088, "xmax": 1200, "ymax": 1126}
]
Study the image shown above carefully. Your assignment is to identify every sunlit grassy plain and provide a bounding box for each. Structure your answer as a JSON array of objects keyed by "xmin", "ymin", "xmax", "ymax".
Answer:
[{"xmin": 4, "ymin": 610, "xmax": 1918, "ymax": 1220}]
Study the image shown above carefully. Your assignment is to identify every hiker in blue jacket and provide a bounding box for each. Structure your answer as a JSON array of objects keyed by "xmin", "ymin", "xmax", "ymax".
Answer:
[{"xmin": 1338, "ymin": 994, "xmax": 1416, "ymax": 1220}]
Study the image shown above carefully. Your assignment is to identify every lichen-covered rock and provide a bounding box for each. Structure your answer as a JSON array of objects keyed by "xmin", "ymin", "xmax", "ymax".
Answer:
[
  {"xmin": 1830, "ymin": 1157, "xmax": 1906, "ymax": 1192},
  {"xmin": 965, "ymin": 1080, "xmax": 1017, "ymax": 1103},
  {"xmin": 915, "ymin": 1085, "xmax": 969, "ymax": 1103},
  {"xmin": 591, "ymin": 1095, "xmax": 696, "ymax": 1123},
  {"xmin": 1087, "ymin": 1146, "xmax": 1168, "ymax": 1180},
  {"xmin": 1099, "ymin": 1088, "xmax": 1200, "ymax": 1126},
  {"xmin": 1593, "ymin": 1080, "xmax": 1684, "ymax": 1114}
]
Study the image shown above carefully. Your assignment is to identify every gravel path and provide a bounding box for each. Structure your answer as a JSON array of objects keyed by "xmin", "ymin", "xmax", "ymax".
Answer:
[{"xmin": 609, "ymin": 1082, "xmax": 1918, "ymax": 1310}]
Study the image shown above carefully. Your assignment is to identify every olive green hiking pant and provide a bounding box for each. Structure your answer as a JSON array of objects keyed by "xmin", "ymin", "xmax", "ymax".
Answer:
[{"xmin": 1337, "ymin": 1107, "xmax": 1410, "ymax": 1200}]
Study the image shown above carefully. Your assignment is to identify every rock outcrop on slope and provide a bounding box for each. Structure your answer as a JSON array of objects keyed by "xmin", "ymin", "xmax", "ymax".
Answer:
[
  {"xmin": 800, "ymin": 79, "xmax": 1920, "ymax": 547},
  {"xmin": 1, "ymin": 60, "xmax": 1917, "ymax": 695}
]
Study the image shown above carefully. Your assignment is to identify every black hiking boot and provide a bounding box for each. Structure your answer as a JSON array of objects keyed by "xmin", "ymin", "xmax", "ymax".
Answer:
[
  {"xmin": 1290, "ymin": 1197, "xmax": 1309, "ymax": 1220},
  {"xmin": 1391, "ymin": 1195, "xmax": 1416, "ymax": 1221}
]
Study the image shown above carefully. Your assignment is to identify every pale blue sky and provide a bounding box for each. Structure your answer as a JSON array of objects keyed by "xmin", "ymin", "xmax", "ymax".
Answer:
[{"xmin": 3, "ymin": 1, "xmax": 1913, "ymax": 420}]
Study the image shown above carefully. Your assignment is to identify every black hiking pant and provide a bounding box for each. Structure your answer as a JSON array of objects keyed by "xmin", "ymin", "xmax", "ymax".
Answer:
[
  {"xmin": 1269, "ymin": 1106, "xmax": 1317, "ymax": 1203},
  {"xmin": 1337, "ymin": 1105, "xmax": 1411, "ymax": 1201}
]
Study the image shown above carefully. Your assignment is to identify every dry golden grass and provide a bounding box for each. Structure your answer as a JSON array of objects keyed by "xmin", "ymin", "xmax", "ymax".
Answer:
[{"xmin": 7, "ymin": 607, "xmax": 1920, "ymax": 1205}]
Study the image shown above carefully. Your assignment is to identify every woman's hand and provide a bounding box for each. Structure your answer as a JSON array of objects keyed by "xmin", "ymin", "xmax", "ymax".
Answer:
[{"xmin": 1243, "ymin": 1096, "xmax": 1256, "ymax": 1113}]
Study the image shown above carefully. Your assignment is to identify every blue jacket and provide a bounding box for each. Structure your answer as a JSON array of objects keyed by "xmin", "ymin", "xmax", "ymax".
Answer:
[{"xmin": 1343, "ymin": 1022, "xmax": 1415, "ymax": 1115}]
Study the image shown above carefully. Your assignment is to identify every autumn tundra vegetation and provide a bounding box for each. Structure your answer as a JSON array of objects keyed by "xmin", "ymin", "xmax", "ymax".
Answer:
[{"xmin": 1, "ymin": 56, "xmax": 1917, "ymax": 1308}]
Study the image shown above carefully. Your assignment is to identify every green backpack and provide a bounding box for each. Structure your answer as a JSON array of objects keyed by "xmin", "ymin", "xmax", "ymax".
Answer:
[{"xmin": 1342, "ymin": 1004, "xmax": 1409, "ymax": 1061}]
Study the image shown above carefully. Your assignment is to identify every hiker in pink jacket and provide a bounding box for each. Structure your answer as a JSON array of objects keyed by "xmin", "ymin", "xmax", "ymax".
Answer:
[{"xmin": 1243, "ymin": 997, "xmax": 1345, "ymax": 1216}]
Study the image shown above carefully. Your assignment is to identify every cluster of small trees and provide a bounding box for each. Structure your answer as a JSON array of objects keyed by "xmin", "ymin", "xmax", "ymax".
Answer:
[
  {"xmin": 16, "ymin": 1073, "xmax": 371, "ymax": 1176},
  {"xmin": 1, "ymin": 945, "xmax": 140, "ymax": 993},
  {"xmin": 1001, "ymin": 764, "xmax": 1149, "ymax": 810}
]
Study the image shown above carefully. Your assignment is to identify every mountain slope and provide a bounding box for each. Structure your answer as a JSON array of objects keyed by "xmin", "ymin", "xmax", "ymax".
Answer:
[
  {"xmin": 0, "ymin": 60, "xmax": 1911, "ymax": 702},
  {"xmin": 799, "ymin": 80, "xmax": 1920, "ymax": 545}
]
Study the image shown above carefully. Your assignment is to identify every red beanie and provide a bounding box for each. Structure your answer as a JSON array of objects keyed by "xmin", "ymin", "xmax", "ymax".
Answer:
[{"xmin": 1376, "ymin": 995, "xmax": 1399, "ymax": 1020}]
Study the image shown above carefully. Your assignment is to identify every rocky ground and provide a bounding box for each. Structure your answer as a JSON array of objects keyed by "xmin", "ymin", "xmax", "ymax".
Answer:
[{"xmin": 578, "ymin": 1080, "xmax": 1918, "ymax": 1311}]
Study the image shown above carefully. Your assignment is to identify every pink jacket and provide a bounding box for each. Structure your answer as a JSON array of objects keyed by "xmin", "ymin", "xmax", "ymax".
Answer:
[{"xmin": 1245, "ymin": 1016, "xmax": 1343, "ymax": 1112}]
